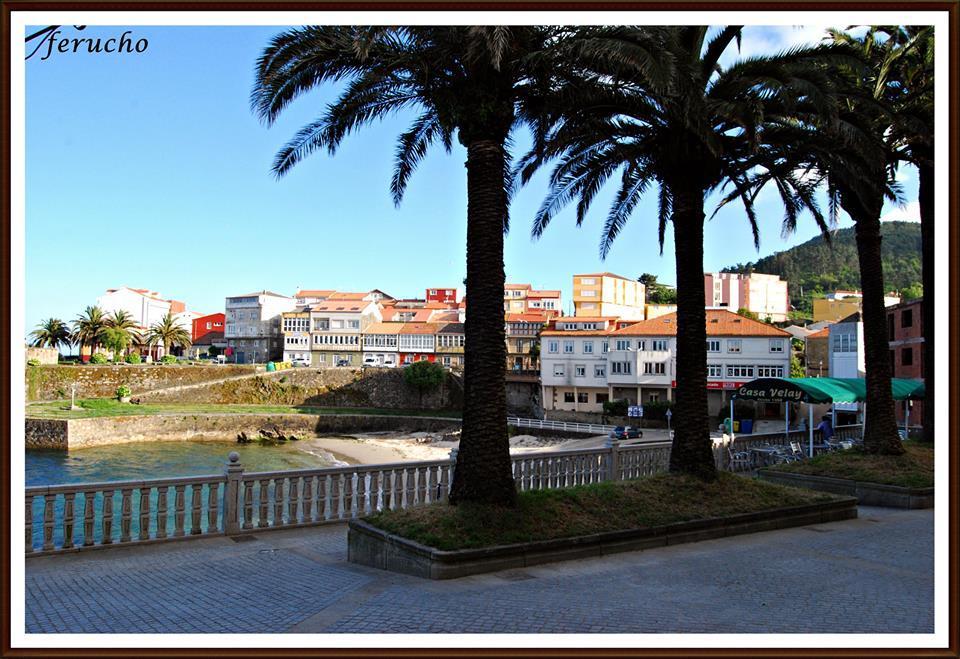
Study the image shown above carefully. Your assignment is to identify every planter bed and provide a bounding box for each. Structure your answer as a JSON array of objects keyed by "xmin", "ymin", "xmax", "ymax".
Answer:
[
  {"xmin": 348, "ymin": 497, "xmax": 857, "ymax": 580},
  {"xmin": 757, "ymin": 469, "xmax": 933, "ymax": 509}
]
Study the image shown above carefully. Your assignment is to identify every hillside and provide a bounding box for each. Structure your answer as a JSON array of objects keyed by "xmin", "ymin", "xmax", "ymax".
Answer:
[{"xmin": 722, "ymin": 221, "xmax": 922, "ymax": 315}]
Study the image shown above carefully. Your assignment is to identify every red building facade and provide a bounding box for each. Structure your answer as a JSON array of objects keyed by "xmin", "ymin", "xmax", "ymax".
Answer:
[
  {"xmin": 193, "ymin": 313, "xmax": 225, "ymax": 343},
  {"xmin": 887, "ymin": 299, "xmax": 923, "ymax": 426},
  {"xmin": 425, "ymin": 288, "xmax": 457, "ymax": 304}
]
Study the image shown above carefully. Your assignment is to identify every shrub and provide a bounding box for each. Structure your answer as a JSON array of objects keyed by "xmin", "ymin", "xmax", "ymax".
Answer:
[
  {"xmin": 90, "ymin": 353, "xmax": 108, "ymax": 364},
  {"xmin": 125, "ymin": 353, "xmax": 142, "ymax": 364},
  {"xmin": 641, "ymin": 400, "xmax": 674, "ymax": 421},
  {"xmin": 602, "ymin": 399, "xmax": 628, "ymax": 417},
  {"xmin": 160, "ymin": 355, "xmax": 178, "ymax": 364},
  {"xmin": 403, "ymin": 360, "xmax": 446, "ymax": 406},
  {"xmin": 26, "ymin": 358, "xmax": 41, "ymax": 367},
  {"xmin": 116, "ymin": 385, "xmax": 132, "ymax": 400}
]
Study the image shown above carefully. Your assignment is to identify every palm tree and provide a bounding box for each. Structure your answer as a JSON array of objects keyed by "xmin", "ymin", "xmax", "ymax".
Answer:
[
  {"xmin": 523, "ymin": 26, "xmax": 842, "ymax": 479},
  {"xmin": 147, "ymin": 313, "xmax": 192, "ymax": 357},
  {"xmin": 72, "ymin": 306, "xmax": 108, "ymax": 360},
  {"xmin": 251, "ymin": 26, "xmax": 597, "ymax": 506},
  {"xmin": 29, "ymin": 318, "xmax": 72, "ymax": 351},
  {"xmin": 105, "ymin": 309, "xmax": 138, "ymax": 359}
]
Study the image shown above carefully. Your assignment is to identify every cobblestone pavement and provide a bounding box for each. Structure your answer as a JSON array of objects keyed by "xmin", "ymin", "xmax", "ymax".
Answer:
[{"xmin": 24, "ymin": 506, "xmax": 933, "ymax": 634}]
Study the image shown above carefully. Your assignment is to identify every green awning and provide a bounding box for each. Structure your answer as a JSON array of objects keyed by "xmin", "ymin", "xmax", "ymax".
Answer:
[{"xmin": 734, "ymin": 377, "xmax": 925, "ymax": 403}]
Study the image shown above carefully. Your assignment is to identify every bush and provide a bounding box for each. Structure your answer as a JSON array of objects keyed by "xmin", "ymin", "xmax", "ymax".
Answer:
[
  {"xmin": 160, "ymin": 355, "xmax": 178, "ymax": 364},
  {"xmin": 116, "ymin": 385, "xmax": 131, "ymax": 400},
  {"xmin": 125, "ymin": 353, "xmax": 142, "ymax": 364},
  {"xmin": 602, "ymin": 399, "xmax": 628, "ymax": 417},
  {"xmin": 403, "ymin": 360, "xmax": 446, "ymax": 405},
  {"xmin": 641, "ymin": 400, "xmax": 674, "ymax": 421},
  {"xmin": 26, "ymin": 358, "xmax": 41, "ymax": 367},
  {"xmin": 90, "ymin": 353, "xmax": 108, "ymax": 364}
]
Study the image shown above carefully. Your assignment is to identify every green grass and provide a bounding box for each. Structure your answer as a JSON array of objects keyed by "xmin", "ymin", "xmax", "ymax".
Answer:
[
  {"xmin": 364, "ymin": 472, "xmax": 839, "ymax": 551},
  {"xmin": 25, "ymin": 399, "xmax": 461, "ymax": 420},
  {"xmin": 768, "ymin": 441, "xmax": 934, "ymax": 488}
]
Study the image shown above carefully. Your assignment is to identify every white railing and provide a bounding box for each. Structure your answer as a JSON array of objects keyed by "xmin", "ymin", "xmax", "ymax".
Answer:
[
  {"xmin": 508, "ymin": 416, "xmax": 615, "ymax": 435},
  {"xmin": 25, "ymin": 425, "xmax": 861, "ymax": 556}
]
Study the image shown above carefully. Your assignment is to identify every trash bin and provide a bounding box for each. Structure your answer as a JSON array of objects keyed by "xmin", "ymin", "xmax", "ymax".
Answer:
[
  {"xmin": 266, "ymin": 362, "xmax": 276, "ymax": 372},
  {"xmin": 732, "ymin": 421, "xmax": 740, "ymax": 432},
  {"xmin": 740, "ymin": 419, "xmax": 753, "ymax": 434}
]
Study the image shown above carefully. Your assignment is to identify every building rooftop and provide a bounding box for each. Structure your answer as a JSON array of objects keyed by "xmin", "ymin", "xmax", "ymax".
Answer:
[
  {"xmin": 295, "ymin": 289, "xmax": 335, "ymax": 298},
  {"xmin": 575, "ymin": 272, "xmax": 634, "ymax": 281},
  {"xmin": 399, "ymin": 322, "xmax": 441, "ymax": 335},
  {"xmin": 611, "ymin": 309, "xmax": 790, "ymax": 337},
  {"xmin": 363, "ymin": 322, "xmax": 404, "ymax": 335}
]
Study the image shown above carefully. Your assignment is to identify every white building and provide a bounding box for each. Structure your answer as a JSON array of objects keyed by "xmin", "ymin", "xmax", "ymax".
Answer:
[
  {"xmin": 361, "ymin": 321, "xmax": 402, "ymax": 367},
  {"xmin": 540, "ymin": 310, "xmax": 792, "ymax": 416},
  {"xmin": 97, "ymin": 287, "xmax": 176, "ymax": 331},
  {"xmin": 225, "ymin": 291, "xmax": 297, "ymax": 363},
  {"xmin": 704, "ymin": 272, "xmax": 790, "ymax": 322},
  {"xmin": 828, "ymin": 311, "xmax": 865, "ymax": 417}
]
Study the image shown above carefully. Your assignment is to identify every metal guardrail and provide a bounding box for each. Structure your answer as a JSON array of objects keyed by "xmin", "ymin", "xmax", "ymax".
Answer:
[{"xmin": 507, "ymin": 416, "xmax": 615, "ymax": 435}]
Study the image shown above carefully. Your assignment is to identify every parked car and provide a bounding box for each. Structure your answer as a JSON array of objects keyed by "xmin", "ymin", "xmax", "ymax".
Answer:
[{"xmin": 609, "ymin": 426, "xmax": 643, "ymax": 440}]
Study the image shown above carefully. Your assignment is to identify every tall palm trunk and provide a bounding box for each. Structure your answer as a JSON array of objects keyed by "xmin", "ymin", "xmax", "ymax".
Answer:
[
  {"xmin": 449, "ymin": 138, "xmax": 517, "ymax": 506},
  {"xmin": 668, "ymin": 183, "xmax": 717, "ymax": 480},
  {"xmin": 918, "ymin": 158, "xmax": 934, "ymax": 443},
  {"xmin": 853, "ymin": 211, "xmax": 904, "ymax": 455}
]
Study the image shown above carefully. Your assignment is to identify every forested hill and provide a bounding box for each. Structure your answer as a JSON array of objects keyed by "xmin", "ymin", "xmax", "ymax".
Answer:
[{"xmin": 722, "ymin": 221, "xmax": 922, "ymax": 313}]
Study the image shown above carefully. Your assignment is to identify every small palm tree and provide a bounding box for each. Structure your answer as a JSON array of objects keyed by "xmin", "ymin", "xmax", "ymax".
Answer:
[
  {"xmin": 147, "ymin": 313, "xmax": 192, "ymax": 357},
  {"xmin": 73, "ymin": 306, "xmax": 108, "ymax": 359},
  {"xmin": 105, "ymin": 310, "xmax": 138, "ymax": 359},
  {"xmin": 29, "ymin": 318, "xmax": 72, "ymax": 351},
  {"xmin": 251, "ymin": 26, "xmax": 602, "ymax": 506},
  {"xmin": 524, "ymin": 26, "xmax": 842, "ymax": 479}
]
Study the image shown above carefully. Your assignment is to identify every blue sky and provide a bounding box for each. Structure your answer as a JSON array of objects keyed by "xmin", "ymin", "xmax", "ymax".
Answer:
[{"xmin": 24, "ymin": 24, "xmax": 919, "ymax": 336}]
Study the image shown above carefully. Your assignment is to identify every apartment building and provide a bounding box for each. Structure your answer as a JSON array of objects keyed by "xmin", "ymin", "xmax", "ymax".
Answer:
[
  {"xmin": 827, "ymin": 311, "xmax": 865, "ymax": 422},
  {"xmin": 812, "ymin": 290, "xmax": 902, "ymax": 322},
  {"xmin": 97, "ymin": 287, "xmax": 179, "ymax": 331},
  {"xmin": 505, "ymin": 312, "xmax": 549, "ymax": 372},
  {"xmin": 281, "ymin": 308, "xmax": 313, "ymax": 365},
  {"xmin": 307, "ymin": 297, "xmax": 382, "ymax": 367},
  {"xmin": 426, "ymin": 288, "xmax": 458, "ymax": 304},
  {"xmin": 573, "ymin": 273, "xmax": 645, "ymax": 320},
  {"xmin": 361, "ymin": 321, "xmax": 402, "ymax": 368},
  {"xmin": 224, "ymin": 291, "xmax": 296, "ymax": 363},
  {"xmin": 503, "ymin": 284, "xmax": 561, "ymax": 316},
  {"xmin": 887, "ymin": 299, "xmax": 924, "ymax": 425},
  {"xmin": 398, "ymin": 322, "xmax": 438, "ymax": 365},
  {"xmin": 435, "ymin": 322, "xmax": 465, "ymax": 369},
  {"xmin": 704, "ymin": 272, "xmax": 789, "ymax": 322},
  {"xmin": 294, "ymin": 289, "xmax": 335, "ymax": 305},
  {"xmin": 540, "ymin": 310, "xmax": 791, "ymax": 415}
]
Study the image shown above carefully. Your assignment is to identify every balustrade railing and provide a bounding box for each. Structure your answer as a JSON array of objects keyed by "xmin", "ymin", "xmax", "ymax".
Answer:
[
  {"xmin": 26, "ymin": 424, "xmax": 861, "ymax": 556},
  {"xmin": 508, "ymin": 416, "xmax": 615, "ymax": 435}
]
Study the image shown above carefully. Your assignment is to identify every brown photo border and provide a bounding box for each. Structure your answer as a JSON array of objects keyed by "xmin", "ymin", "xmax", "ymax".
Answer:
[{"xmin": 0, "ymin": 1, "xmax": 957, "ymax": 656}]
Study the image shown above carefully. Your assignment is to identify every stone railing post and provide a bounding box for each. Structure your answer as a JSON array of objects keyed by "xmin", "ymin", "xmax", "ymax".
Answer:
[
  {"xmin": 224, "ymin": 452, "xmax": 243, "ymax": 535},
  {"xmin": 448, "ymin": 447, "xmax": 459, "ymax": 491},
  {"xmin": 605, "ymin": 436, "xmax": 621, "ymax": 482}
]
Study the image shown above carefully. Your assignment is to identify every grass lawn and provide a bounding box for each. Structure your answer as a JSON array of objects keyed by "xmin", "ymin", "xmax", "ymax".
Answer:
[
  {"xmin": 25, "ymin": 399, "xmax": 461, "ymax": 421},
  {"xmin": 364, "ymin": 472, "xmax": 839, "ymax": 551},
  {"xmin": 768, "ymin": 441, "xmax": 933, "ymax": 488}
]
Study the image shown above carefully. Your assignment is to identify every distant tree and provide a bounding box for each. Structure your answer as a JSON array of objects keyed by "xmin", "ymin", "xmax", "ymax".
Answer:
[
  {"xmin": 648, "ymin": 287, "xmax": 677, "ymax": 305},
  {"xmin": 900, "ymin": 283, "xmax": 923, "ymax": 301},
  {"xmin": 403, "ymin": 360, "xmax": 446, "ymax": 407},
  {"xmin": 736, "ymin": 308, "xmax": 760, "ymax": 321},
  {"xmin": 29, "ymin": 318, "xmax": 72, "ymax": 351},
  {"xmin": 73, "ymin": 306, "xmax": 108, "ymax": 358},
  {"xmin": 790, "ymin": 353, "xmax": 805, "ymax": 378},
  {"xmin": 638, "ymin": 273, "xmax": 659, "ymax": 287},
  {"xmin": 101, "ymin": 327, "xmax": 131, "ymax": 363},
  {"xmin": 147, "ymin": 313, "xmax": 192, "ymax": 357},
  {"xmin": 105, "ymin": 310, "xmax": 138, "ymax": 358}
]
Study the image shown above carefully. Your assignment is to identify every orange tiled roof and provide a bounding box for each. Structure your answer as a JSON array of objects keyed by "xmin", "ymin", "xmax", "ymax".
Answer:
[
  {"xmin": 554, "ymin": 316, "xmax": 618, "ymax": 323},
  {"xmin": 807, "ymin": 327, "xmax": 831, "ymax": 339},
  {"xmin": 506, "ymin": 312, "xmax": 551, "ymax": 323},
  {"xmin": 327, "ymin": 292, "xmax": 368, "ymax": 300},
  {"xmin": 612, "ymin": 309, "xmax": 790, "ymax": 337},
  {"xmin": 541, "ymin": 328, "xmax": 616, "ymax": 337},
  {"xmin": 295, "ymin": 289, "xmax": 335, "ymax": 298},
  {"xmin": 399, "ymin": 322, "xmax": 441, "ymax": 335},
  {"xmin": 364, "ymin": 322, "xmax": 403, "ymax": 334},
  {"xmin": 575, "ymin": 272, "xmax": 632, "ymax": 281},
  {"xmin": 504, "ymin": 283, "xmax": 532, "ymax": 290},
  {"xmin": 313, "ymin": 300, "xmax": 367, "ymax": 312},
  {"xmin": 527, "ymin": 290, "xmax": 561, "ymax": 298}
]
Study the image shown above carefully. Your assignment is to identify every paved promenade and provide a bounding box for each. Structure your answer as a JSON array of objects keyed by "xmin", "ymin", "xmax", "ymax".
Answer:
[{"xmin": 24, "ymin": 506, "xmax": 932, "ymax": 634}]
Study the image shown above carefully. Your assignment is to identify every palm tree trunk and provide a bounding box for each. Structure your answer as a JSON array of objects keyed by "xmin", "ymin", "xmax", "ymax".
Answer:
[
  {"xmin": 853, "ymin": 212, "xmax": 904, "ymax": 455},
  {"xmin": 918, "ymin": 159, "xmax": 933, "ymax": 443},
  {"xmin": 667, "ymin": 184, "xmax": 717, "ymax": 480},
  {"xmin": 449, "ymin": 138, "xmax": 516, "ymax": 507}
]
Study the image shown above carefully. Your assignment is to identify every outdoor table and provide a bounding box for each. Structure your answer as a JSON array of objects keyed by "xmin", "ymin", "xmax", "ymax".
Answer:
[{"xmin": 749, "ymin": 446, "xmax": 781, "ymax": 468}]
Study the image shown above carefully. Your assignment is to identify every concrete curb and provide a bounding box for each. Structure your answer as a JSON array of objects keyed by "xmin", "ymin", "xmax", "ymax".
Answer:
[
  {"xmin": 347, "ymin": 497, "xmax": 858, "ymax": 579},
  {"xmin": 757, "ymin": 470, "xmax": 933, "ymax": 509}
]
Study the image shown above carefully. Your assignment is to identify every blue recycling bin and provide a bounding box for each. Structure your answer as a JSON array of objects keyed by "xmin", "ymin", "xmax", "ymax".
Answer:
[{"xmin": 740, "ymin": 419, "xmax": 754, "ymax": 434}]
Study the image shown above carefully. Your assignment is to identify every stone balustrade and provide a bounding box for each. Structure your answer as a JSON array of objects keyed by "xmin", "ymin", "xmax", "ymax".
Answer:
[{"xmin": 25, "ymin": 425, "xmax": 862, "ymax": 556}]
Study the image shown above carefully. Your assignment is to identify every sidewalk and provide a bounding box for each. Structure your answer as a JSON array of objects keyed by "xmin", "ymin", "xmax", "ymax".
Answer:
[{"xmin": 24, "ymin": 506, "xmax": 933, "ymax": 634}]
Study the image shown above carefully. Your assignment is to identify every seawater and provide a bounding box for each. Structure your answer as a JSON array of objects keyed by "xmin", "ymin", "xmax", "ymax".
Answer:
[{"xmin": 25, "ymin": 438, "xmax": 351, "ymax": 550}]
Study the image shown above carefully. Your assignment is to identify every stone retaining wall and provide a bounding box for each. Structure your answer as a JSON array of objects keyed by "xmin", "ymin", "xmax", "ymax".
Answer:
[
  {"xmin": 26, "ymin": 365, "xmax": 259, "ymax": 402},
  {"xmin": 140, "ymin": 368, "xmax": 463, "ymax": 410},
  {"xmin": 25, "ymin": 414, "xmax": 462, "ymax": 450}
]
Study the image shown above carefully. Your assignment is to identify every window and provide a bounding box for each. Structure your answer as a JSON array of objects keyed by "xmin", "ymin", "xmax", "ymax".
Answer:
[
  {"xmin": 756, "ymin": 365, "xmax": 784, "ymax": 378},
  {"xmin": 901, "ymin": 309, "xmax": 913, "ymax": 328},
  {"xmin": 648, "ymin": 393, "xmax": 660, "ymax": 403},
  {"xmin": 575, "ymin": 365, "xmax": 586, "ymax": 377},
  {"xmin": 583, "ymin": 341, "xmax": 594, "ymax": 354},
  {"xmin": 636, "ymin": 340, "xmax": 646, "ymax": 351},
  {"xmin": 769, "ymin": 339, "xmax": 784, "ymax": 353},
  {"xmin": 644, "ymin": 362, "xmax": 666, "ymax": 375},
  {"xmin": 430, "ymin": 289, "xmax": 437, "ymax": 295},
  {"xmin": 548, "ymin": 340, "xmax": 559, "ymax": 354},
  {"xmin": 580, "ymin": 290, "xmax": 596, "ymax": 297},
  {"xmin": 563, "ymin": 341, "xmax": 574, "ymax": 354},
  {"xmin": 890, "ymin": 349, "xmax": 896, "ymax": 372},
  {"xmin": 902, "ymin": 347, "xmax": 913, "ymax": 366},
  {"xmin": 651, "ymin": 339, "xmax": 668, "ymax": 352},
  {"xmin": 707, "ymin": 364, "xmax": 722, "ymax": 378},
  {"xmin": 596, "ymin": 393, "xmax": 609, "ymax": 404},
  {"xmin": 727, "ymin": 339, "xmax": 742, "ymax": 353},
  {"xmin": 726, "ymin": 365, "xmax": 754, "ymax": 379},
  {"xmin": 832, "ymin": 332, "xmax": 857, "ymax": 353},
  {"xmin": 601, "ymin": 341, "xmax": 609, "ymax": 354},
  {"xmin": 577, "ymin": 392, "xmax": 589, "ymax": 403},
  {"xmin": 594, "ymin": 364, "xmax": 606, "ymax": 378},
  {"xmin": 553, "ymin": 364, "xmax": 565, "ymax": 377},
  {"xmin": 887, "ymin": 313, "xmax": 895, "ymax": 339},
  {"xmin": 615, "ymin": 339, "xmax": 632, "ymax": 351},
  {"xmin": 580, "ymin": 277, "xmax": 596, "ymax": 285},
  {"xmin": 348, "ymin": 320, "xmax": 360, "ymax": 329},
  {"xmin": 611, "ymin": 361, "xmax": 632, "ymax": 375},
  {"xmin": 564, "ymin": 392, "xmax": 575, "ymax": 403}
]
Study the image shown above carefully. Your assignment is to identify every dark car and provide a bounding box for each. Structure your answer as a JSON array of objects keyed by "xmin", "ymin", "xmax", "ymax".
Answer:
[{"xmin": 609, "ymin": 426, "xmax": 643, "ymax": 440}]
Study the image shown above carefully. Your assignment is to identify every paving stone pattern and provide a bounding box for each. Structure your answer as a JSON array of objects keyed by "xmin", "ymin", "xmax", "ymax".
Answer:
[{"xmin": 25, "ymin": 506, "xmax": 933, "ymax": 634}]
